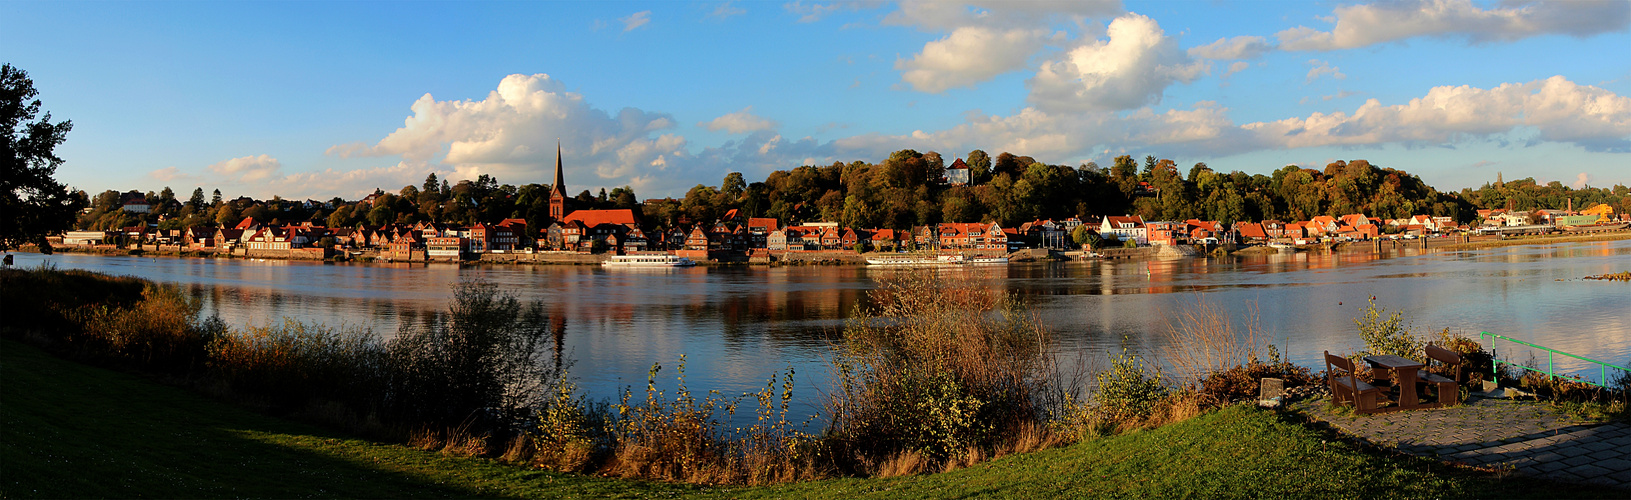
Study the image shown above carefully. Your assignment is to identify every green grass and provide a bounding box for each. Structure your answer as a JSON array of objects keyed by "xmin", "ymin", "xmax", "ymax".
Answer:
[{"xmin": 4, "ymin": 338, "xmax": 1622, "ymax": 499}]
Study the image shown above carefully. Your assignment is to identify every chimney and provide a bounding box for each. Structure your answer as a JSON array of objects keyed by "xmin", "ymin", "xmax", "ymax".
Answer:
[{"xmin": 1567, "ymin": 198, "xmax": 1573, "ymax": 214}]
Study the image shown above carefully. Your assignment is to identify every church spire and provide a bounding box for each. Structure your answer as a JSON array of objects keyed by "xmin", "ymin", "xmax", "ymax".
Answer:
[
  {"xmin": 549, "ymin": 141, "xmax": 568, "ymax": 221},
  {"xmin": 552, "ymin": 141, "xmax": 566, "ymax": 196}
]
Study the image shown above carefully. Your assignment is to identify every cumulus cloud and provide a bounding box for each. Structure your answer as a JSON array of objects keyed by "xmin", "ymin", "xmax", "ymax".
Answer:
[
  {"xmin": 1240, "ymin": 76, "xmax": 1631, "ymax": 152},
  {"xmin": 1187, "ymin": 35, "xmax": 1274, "ymax": 60},
  {"xmin": 834, "ymin": 75, "xmax": 1631, "ymax": 164},
  {"xmin": 1224, "ymin": 61, "xmax": 1251, "ymax": 78},
  {"xmin": 1306, "ymin": 59, "xmax": 1346, "ymax": 83},
  {"xmin": 1028, "ymin": 13, "xmax": 1206, "ymax": 112},
  {"xmin": 897, "ymin": 26, "xmax": 1051, "ymax": 93},
  {"xmin": 622, "ymin": 11, "xmax": 651, "ymax": 32},
  {"xmin": 328, "ymin": 73, "xmax": 695, "ymax": 192},
  {"xmin": 701, "ymin": 107, "xmax": 779, "ymax": 133},
  {"xmin": 1277, "ymin": 0, "xmax": 1631, "ymax": 51},
  {"xmin": 1573, "ymin": 172, "xmax": 1592, "ymax": 188},
  {"xmin": 885, "ymin": 1, "xmax": 1120, "ymax": 92},
  {"xmin": 208, "ymin": 155, "xmax": 283, "ymax": 183}
]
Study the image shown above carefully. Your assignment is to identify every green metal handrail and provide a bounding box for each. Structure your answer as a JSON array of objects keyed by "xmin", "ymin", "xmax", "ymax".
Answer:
[{"xmin": 1480, "ymin": 331, "xmax": 1631, "ymax": 389}]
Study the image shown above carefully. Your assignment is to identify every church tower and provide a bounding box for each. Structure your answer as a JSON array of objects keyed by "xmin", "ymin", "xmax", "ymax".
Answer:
[{"xmin": 549, "ymin": 142, "xmax": 567, "ymax": 220}]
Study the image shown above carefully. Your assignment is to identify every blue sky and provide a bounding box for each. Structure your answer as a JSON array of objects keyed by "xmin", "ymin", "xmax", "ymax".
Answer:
[{"xmin": 7, "ymin": 0, "xmax": 1630, "ymax": 201}]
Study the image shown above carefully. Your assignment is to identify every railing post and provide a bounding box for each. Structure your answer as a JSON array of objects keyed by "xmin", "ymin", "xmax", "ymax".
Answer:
[{"xmin": 1548, "ymin": 351, "xmax": 1554, "ymax": 379}]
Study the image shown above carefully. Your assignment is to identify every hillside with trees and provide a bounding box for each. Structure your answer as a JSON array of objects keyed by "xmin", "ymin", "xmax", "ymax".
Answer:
[{"xmin": 75, "ymin": 148, "xmax": 1629, "ymax": 235}]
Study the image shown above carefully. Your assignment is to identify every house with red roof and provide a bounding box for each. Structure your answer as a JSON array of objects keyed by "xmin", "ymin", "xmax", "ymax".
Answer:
[{"xmin": 1099, "ymin": 215, "xmax": 1147, "ymax": 245}]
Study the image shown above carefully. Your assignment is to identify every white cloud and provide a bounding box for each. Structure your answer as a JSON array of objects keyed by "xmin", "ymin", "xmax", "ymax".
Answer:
[
  {"xmin": 622, "ymin": 11, "xmax": 652, "ymax": 32},
  {"xmin": 148, "ymin": 166, "xmax": 192, "ymax": 182},
  {"xmin": 329, "ymin": 73, "xmax": 691, "ymax": 193},
  {"xmin": 884, "ymin": 1, "xmax": 1121, "ymax": 93},
  {"xmin": 1240, "ymin": 76, "xmax": 1631, "ymax": 152},
  {"xmin": 1187, "ymin": 35, "xmax": 1273, "ymax": 60},
  {"xmin": 1028, "ymin": 13, "xmax": 1205, "ymax": 112},
  {"xmin": 784, "ymin": 1, "xmax": 881, "ymax": 23},
  {"xmin": 1306, "ymin": 59, "xmax": 1346, "ymax": 83},
  {"xmin": 701, "ymin": 107, "xmax": 779, "ymax": 133},
  {"xmin": 1277, "ymin": 0, "xmax": 1631, "ymax": 51},
  {"xmin": 1224, "ymin": 61, "xmax": 1251, "ymax": 78},
  {"xmin": 1323, "ymin": 90, "xmax": 1362, "ymax": 101},
  {"xmin": 207, "ymin": 154, "xmax": 282, "ymax": 183},
  {"xmin": 831, "ymin": 75, "xmax": 1631, "ymax": 164},
  {"xmin": 897, "ymin": 26, "xmax": 1051, "ymax": 93},
  {"xmin": 709, "ymin": 2, "xmax": 746, "ymax": 20},
  {"xmin": 1573, "ymin": 172, "xmax": 1591, "ymax": 188}
]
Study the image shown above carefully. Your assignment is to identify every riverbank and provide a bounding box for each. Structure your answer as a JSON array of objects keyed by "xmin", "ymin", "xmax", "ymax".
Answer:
[
  {"xmin": 1437, "ymin": 231, "xmax": 1631, "ymax": 251},
  {"xmin": 5, "ymin": 338, "xmax": 1614, "ymax": 499}
]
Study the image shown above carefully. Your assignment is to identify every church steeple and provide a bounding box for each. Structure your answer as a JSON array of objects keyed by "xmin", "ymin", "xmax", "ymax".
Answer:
[{"xmin": 549, "ymin": 142, "xmax": 567, "ymax": 220}]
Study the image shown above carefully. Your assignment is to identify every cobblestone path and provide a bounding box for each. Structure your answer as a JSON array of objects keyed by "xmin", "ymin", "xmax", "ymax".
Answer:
[{"xmin": 1294, "ymin": 396, "xmax": 1631, "ymax": 488}]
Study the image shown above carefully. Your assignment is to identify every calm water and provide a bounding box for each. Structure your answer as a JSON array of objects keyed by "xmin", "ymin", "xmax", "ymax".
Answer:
[{"xmin": 13, "ymin": 239, "xmax": 1631, "ymax": 420}]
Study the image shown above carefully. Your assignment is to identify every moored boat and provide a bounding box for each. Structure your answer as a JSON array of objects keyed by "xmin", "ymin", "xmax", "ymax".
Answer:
[{"xmin": 602, "ymin": 254, "xmax": 697, "ymax": 267}]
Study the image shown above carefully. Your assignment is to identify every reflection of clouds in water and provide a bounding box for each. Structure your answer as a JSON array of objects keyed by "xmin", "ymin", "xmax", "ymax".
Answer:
[{"xmin": 15, "ymin": 240, "xmax": 1631, "ymax": 421}]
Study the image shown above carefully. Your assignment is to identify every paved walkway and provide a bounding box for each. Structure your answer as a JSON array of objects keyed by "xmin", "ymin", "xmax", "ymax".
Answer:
[{"xmin": 1293, "ymin": 395, "xmax": 1631, "ymax": 487}]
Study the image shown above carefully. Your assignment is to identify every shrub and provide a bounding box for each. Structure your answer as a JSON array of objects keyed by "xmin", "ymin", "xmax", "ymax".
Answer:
[
  {"xmin": 385, "ymin": 280, "xmax": 558, "ymax": 434},
  {"xmin": 1091, "ymin": 348, "xmax": 1168, "ymax": 423},
  {"xmin": 1354, "ymin": 297, "xmax": 1423, "ymax": 360},
  {"xmin": 827, "ymin": 270, "xmax": 1060, "ymax": 468},
  {"xmin": 207, "ymin": 319, "xmax": 386, "ymax": 412}
]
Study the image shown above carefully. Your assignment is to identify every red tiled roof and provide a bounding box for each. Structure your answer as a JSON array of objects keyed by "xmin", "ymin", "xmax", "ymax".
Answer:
[
  {"xmin": 563, "ymin": 209, "xmax": 639, "ymax": 227},
  {"xmin": 1236, "ymin": 222, "xmax": 1267, "ymax": 239},
  {"xmin": 747, "ymin": 218, "xmax": 779, "ymax": 231}
]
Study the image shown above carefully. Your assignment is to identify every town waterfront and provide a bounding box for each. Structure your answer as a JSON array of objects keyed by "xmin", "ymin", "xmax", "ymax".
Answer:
[{"xmin": 13, "ymin": 239, "xmax": 1630, "ymax": 419}]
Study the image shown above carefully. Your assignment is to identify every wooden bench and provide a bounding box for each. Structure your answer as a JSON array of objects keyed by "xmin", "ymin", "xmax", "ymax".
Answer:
[
  {"xmin": 1419, "ymin": 344, "xmax": 1463, "ymax": 405},
  {"xmin": 1325, "ymin": 351, "xmax": 1385, "ymax": 414}
]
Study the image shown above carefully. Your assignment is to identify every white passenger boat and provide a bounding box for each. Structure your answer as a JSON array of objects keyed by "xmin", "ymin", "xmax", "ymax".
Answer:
[
  {"xmin": 969, "ymin": 256, "xmax": 1009, "ymax": 264},
  {"xmin": 601, "ymin": 254, "xmax": 697, "ymax": 267},
  {"xmin": 865, "ymin": 257, "xmax": 941, "ymax": 266}
]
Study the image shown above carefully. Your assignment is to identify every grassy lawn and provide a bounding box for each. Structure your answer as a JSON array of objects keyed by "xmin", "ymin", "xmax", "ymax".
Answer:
[{"xmin": 4, "ymin": 338, "xmax": 1621, "ymax": 499}]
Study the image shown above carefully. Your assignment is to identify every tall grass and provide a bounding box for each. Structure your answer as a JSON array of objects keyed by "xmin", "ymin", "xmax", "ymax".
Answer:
[
  {"xmin": 1160, "ymin": 299, "xmax": 1315, "ymax": 402},
  {"xmin": 826, "ymin": 270, "xmax": 1063, "ymax": 472}
]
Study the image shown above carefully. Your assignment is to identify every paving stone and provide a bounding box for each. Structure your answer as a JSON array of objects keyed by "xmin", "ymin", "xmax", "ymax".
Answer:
[
  {"xmin": 1558, "ymin": 446, "xmax": 1595, "ymax": 458},
  {"xmin": 1535, "ymin": 460, "xmax": 1572, "ymax": 473},
  {"xmin": 1582, "ymin": 441, "xmax": 1619, "ymax": 452},
  {"xmin": 1563, "ymin": 454, "xmax": 1599, "ymax": 467},
  {"xmin": 1594, "ymin": 458, "xmax": 1631, "ymax": 472},
  {"xmin": 1572, "ymin": 464, "xmax": 1613, "ymax": 478},
  {"xmin": 1588, "ymin": 449, "xmax": 1624, "ymax": 460}
]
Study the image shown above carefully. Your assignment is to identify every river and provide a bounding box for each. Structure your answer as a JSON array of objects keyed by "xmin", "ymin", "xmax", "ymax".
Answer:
[{"xmin": 11, "ymin": 239, "xmax": 1630, "ymax": 421}]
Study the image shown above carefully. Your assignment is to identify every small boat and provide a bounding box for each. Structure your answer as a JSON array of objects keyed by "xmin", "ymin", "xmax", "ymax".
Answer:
[
  {"xmin": 969, "ymin": 256, "xmax": 1009, "ymax": 265},
  {"xmin": 866, "ymin": 257, "xmax": 942, "ymax": 266},
  {"xmin": 601, "ymin": 254, "xmax": 697, "ymax": 267}
]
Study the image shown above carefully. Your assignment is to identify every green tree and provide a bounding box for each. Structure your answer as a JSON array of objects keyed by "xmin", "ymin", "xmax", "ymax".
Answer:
[
  {"xmin": 2, "ymin": 64, "xmax": 84, "ymax": 253},
  {"xmin": 966, "ymin": 149, "xmax": 991, "ymax": 184}
]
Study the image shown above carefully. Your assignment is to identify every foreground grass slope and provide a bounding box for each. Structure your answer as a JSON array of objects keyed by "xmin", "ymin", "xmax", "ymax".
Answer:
[{"xmin": 4, "ymin": 339, "xmax": 1618, "ymax": 499}]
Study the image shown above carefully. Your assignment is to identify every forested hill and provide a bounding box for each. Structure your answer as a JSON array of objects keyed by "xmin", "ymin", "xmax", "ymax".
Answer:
[
  {"xmin": 642, "ymin": 153, "xmax": 1522, "ymax": 230},
  {"xmin": 78, "ymin": 150, "xmax": 1630, "ymax": 232}
]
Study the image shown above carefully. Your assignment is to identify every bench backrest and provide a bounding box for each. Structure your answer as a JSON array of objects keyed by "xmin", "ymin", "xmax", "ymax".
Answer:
[
  {"xmin": 1425, "ymin": 344, "xmax": 1462, "ymax": 366},
  {"xmin": 1324, "ymin": 351, "xmax": 1355, "ymax": 375},
  {"xmin": 1425, "ymin": 343, "xmax": 1464, "ymax": 382}
]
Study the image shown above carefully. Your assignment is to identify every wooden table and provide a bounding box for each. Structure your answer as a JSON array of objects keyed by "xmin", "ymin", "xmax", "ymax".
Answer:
[{"xmin": 1363, "ymin": 355, "xmax": 1436, "ymax": 410}]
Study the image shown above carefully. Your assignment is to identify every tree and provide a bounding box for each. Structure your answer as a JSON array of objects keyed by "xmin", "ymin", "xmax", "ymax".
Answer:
[
  {"xmin": 966, "ymin": 149, "xmax": 991, "ymax": 184},
  {"xmin": 721, "ymin": 172, "xmax": 746, "ymax": 201},
  {"xmin": 2, "ymin": 64, "xmax": 84, "ymax": 253},
  {"xmin": 211, "ymin": 189, "xmax": 223, "ymax": 206},
  {"xmin": 188, "ymin": 187, "xmax": 205, "ymax": 211}
]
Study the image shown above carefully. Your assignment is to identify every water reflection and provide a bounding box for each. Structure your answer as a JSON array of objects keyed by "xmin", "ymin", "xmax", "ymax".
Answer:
[{"xmin": 13, "ymin": 239, "xmax": 1631, "ymax": 419}]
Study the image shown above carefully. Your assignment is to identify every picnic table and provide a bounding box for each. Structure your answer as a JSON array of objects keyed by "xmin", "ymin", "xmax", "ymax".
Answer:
[{"xmin": 1363, "ymin": 355, "xmax": 1440, "ymax": 410}]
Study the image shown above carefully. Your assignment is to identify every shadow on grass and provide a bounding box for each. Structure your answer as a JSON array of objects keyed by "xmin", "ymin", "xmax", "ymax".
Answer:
[{"xmin": 0, "ymin": 339, "xmax": 694, "ymax": 499}]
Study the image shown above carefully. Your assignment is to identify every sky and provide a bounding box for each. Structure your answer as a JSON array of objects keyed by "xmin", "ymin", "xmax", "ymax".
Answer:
[{"xmin": 6, "ymin": 0, "xmax": 1631, "ymax": 202}]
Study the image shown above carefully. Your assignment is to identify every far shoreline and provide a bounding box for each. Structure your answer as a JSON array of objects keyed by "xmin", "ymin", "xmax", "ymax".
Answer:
[{"xmin": 13, "ymin": 229, "xmax": 1630, "ymax": 268}]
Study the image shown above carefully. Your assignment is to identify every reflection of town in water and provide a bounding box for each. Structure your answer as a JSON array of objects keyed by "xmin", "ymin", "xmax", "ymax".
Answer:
[{"xmin": 17, "ymin": 240, "xmax": 1631, "ymax": 424}]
